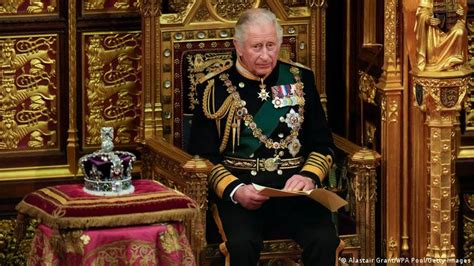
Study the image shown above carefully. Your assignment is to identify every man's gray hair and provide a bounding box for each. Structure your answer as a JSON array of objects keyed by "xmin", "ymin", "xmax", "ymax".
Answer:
[{"xmin": 234, "ymin": 8, "xmax": 283, "ymax": 45}]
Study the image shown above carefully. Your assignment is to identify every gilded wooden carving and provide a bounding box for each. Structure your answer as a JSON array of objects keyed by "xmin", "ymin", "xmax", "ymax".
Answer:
[
  {"xmin": 166, "ymin": 0, "xmax": 191, "ymax": 13},
  {"xmin": 463, "ymin": 194, "xmax": 474, "ymax": 260},
  {"xmin": 0, "ymin": 0, "xmax": 57, "ymax": 15},
  {"xmin": 0, "ymin": 36, "xmax": 59, "ymax": 151},
  {"xmin": 463, "ymin": 215, "xmax": 473, "ymax": 260},
  {"xmin": 358, "ymin": 71, "xmax": 377, "ymax": 105},
  {"xmin": 378, "ymin": 0, "xmax": 405, "ymax": 260},
  {"xmin": 406, "ymin": 0, "xmax": 468, "ymax": 74},
  {"xmin": 413, "ymin": 72, "xmax": 470, "ymax": 261},
  {"xmin": 349, "ymin": 148, "xmax": 380, "ymax": 262},
  {"xmin": 160, "ymin": 0, "xmax": 193, "ymax": 24},
  {"xmin": 67, "ymin": 0, "xmax": 79, "ymax": 174},
  {"xmin": 383, "ymin": 0, "xmax": 398, "ymax": 72},
  {"xmin": 414, "ymin": 75, "xmax": 469, "ymax": 111},
  {"xmin": 83, "ymin": 0, "xmax": 139, "ymax": 13},
  {"xmin": 206, "ymin": 0, "xmax": 260, "ymax": 22},
  {"xmin": 0, "ymin": 218, "xmax": 38, "ymax": 265},
  {"xmin": 82, "ymin": 32, "xmax": 142, "ymax": 148},
  {"xmin": 465, "ymin": 20, "xmax": 474, "ymax": 130}
]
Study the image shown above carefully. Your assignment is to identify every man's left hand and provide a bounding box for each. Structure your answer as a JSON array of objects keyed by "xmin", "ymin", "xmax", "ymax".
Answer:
[{"xmin": 283, "ymin": 174, "xmax": 315, "ymax": 191}]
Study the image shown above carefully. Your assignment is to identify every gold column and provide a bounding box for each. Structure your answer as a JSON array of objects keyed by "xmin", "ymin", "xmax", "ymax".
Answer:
[
  {"xmin": 67, "ymin": 0, "xmax": 79, "ymax": 174},
  {"xmin": 309, "ymin": 0, "xmax": 328, "ymax": 113},
  {"xmin": 379, "ymin": 0, "xmax": 403, "ymax": 262},
  {"xmin": 349, "ymin": 148, "xmax": 381, "ymax": 265},
  {"xmin": 139, "ymin": 0, "xmax": 163, "ymax": 141},
  {"xmin": 413, "ymin": 69, "xmax": 471, "ymax": 264}
]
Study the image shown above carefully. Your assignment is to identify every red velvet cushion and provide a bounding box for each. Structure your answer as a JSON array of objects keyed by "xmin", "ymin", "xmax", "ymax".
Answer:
[{"xmin": 16, "ymin": 179, "xmax": 198, "ymax": 229}]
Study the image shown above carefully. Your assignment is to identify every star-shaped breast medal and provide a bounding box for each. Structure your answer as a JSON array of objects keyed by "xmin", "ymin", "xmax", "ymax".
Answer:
[{"xmin": 258, "ymin": 89, "xmax": 270, "ymax": 101}]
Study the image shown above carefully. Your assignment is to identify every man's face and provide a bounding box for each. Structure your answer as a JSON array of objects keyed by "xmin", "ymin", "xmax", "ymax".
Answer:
[{"xmin": 234, "ymin": 22, "xmax": 280, "ymax": 77}]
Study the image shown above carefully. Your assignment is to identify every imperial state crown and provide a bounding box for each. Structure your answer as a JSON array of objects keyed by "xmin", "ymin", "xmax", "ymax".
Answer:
[{"xmin": 79, "ymin": 127, "xmax": 136, "ymax": 196}]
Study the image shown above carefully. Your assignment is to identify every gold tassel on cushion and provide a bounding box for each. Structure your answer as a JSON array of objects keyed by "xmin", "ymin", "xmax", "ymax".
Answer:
[{"xmin": 16, "ymin": 202, "xmax": 198, "ymax": 230}]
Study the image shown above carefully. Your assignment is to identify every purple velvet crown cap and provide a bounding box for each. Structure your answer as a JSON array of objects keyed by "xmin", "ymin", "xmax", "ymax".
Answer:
[
  {"xmin": 79, "ymin": 127, "xmax": 136, "ymax": 196},
  {"xmin": 79, "ymin": 151, "xmax": 135, "ymax": 180}
]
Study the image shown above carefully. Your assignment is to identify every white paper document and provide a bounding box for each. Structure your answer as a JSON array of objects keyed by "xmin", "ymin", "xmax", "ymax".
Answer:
[{"xmin": 252, "ymin": 183, "xmax": 348, "ymax": 212}]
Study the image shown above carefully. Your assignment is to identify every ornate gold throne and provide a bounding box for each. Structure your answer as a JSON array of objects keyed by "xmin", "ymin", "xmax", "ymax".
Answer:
[{"xmin": 138, "ymin": 0, "xmax": 377, "ymax": 264}]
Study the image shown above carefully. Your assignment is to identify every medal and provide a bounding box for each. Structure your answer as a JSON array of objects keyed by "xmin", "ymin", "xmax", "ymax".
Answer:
[
  {"xmin": 288, "ymin": 138, "xmax": 301, "ymax": 157},
  {"xmin": 258, "ymin": 83, "xmax": 270, "ymax": 101},
  {"xmin": 271, "ymin": 83, "xmax": 302, "ymax": 108},
  {"xmin": 285, "ymin": 108, "xmax": 303, "ymax": 130},
  {"xmin": 272, "ymin": 98, "xmax": 283, "ymax": 108},
  {"xmin": 258, "ymin": 78, "xmax": 270, "ymax": 101}
]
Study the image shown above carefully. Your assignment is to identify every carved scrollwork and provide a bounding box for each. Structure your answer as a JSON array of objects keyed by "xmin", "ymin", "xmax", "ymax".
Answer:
[
  {"xmin": 412, "ymin": 73, "xmax": 469, "ymax": 261},
  {"xmin": 167, "ymin": 0, "xmax": 191, "ymax": 13},
  {"xmin": 358, "ymin": 71, "xmax": 377, "ymax": 105},
  {"xmin": 262, "ymin": 239, "xmax": 302, "ymax": 253},
  {"xmin": 465, "ymin": 194, "xmax": 474, "ymax": 211},
  {"xmin": 0, "ymin": 218, "xmax": 38, "ymax": 265},
  {"xmin": 160, "ymin": 0, "xmax": 193, "ymax": 24},
  {"xmin": 388, "ymin": 237, "xmax": 398, "ymax": 259},
  {"xmin": 413, "ymin": 75, "xmax": 469, "ymax": 111},
  {"xmin": 309, "ymin": 0, "xmax": 326, "ymax": 8},
  {"xmin": 380, "ymin": 95, "xmax": 399, "ymax": 124},
  {"xmin": 388, "ymin": 99, "xmax": 399, "ymax": 123},
  {"xmin": 83, "ymin": 0, "xmax": 140, "ymax": 12},
  {"xmin": 348, "ymin": 147, "xmax": 380, "ymax": 260},
  {"xmin": 463, "ymin": 215, "xmax": 474, "ymax": 260},
  {"xmin": 0, "ymin": 0, "xmax": 57, "ymax": 15},
  {"xmin": 202, "ymin": 239, "xmax": 304, "ymax": 265},
  {"xmin": 384, "ymin": 0, "xmax": 398, "ymax": 72},
  {"xmin": 193, "ymin": 5, "xmax": 211, "ymax": 22},
  {"xmin": 466, "ymin": 21, "xmax": 474, "ymax": 129},
  {"xmin": 140, "ymin": 0, "xmax": 161, "ymax": 17},
  {"xmin": 206, "ymin": 0, "xmax": 259, "ymax": 22}
]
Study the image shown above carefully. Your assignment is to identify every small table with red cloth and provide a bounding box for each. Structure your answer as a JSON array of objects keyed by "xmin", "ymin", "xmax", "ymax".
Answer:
[{"xmin": 16, "ymin": 179, "xmax": 198, "ymax": 266}]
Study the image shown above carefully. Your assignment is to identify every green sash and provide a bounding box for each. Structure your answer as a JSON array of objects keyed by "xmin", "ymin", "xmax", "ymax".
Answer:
[{"xmin": 234, "ymin": 64, "xmax": 296, "ymax": 157}]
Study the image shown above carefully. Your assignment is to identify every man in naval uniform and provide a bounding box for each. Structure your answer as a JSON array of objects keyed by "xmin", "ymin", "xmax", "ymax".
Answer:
[{"xmin": 189, "ymin": 8, "xmax": 339, "ymax": 266}]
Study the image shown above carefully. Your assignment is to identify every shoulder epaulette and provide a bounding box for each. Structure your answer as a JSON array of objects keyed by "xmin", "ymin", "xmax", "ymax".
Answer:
[
  {"xmin": 278, "ymin": 58, "xmax": 312, "ymax": 71},
  {"xmin": 197, "ymin": 63, "xmax": 233, "ymax": 84}
]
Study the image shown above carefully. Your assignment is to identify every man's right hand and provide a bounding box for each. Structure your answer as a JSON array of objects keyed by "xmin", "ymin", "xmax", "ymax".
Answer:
[{"xmin": 233, "ymin": 184, "xmax": 269, "ymax": 210}]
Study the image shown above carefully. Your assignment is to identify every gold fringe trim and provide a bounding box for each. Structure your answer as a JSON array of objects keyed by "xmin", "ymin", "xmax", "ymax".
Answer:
[
  {"xmin": 41, "ymin": 187, "xmax": 183, "ymax": 205},
  {"xmin": 16, "ymin": 201, "xmax": 198, "ymax": 230}
]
